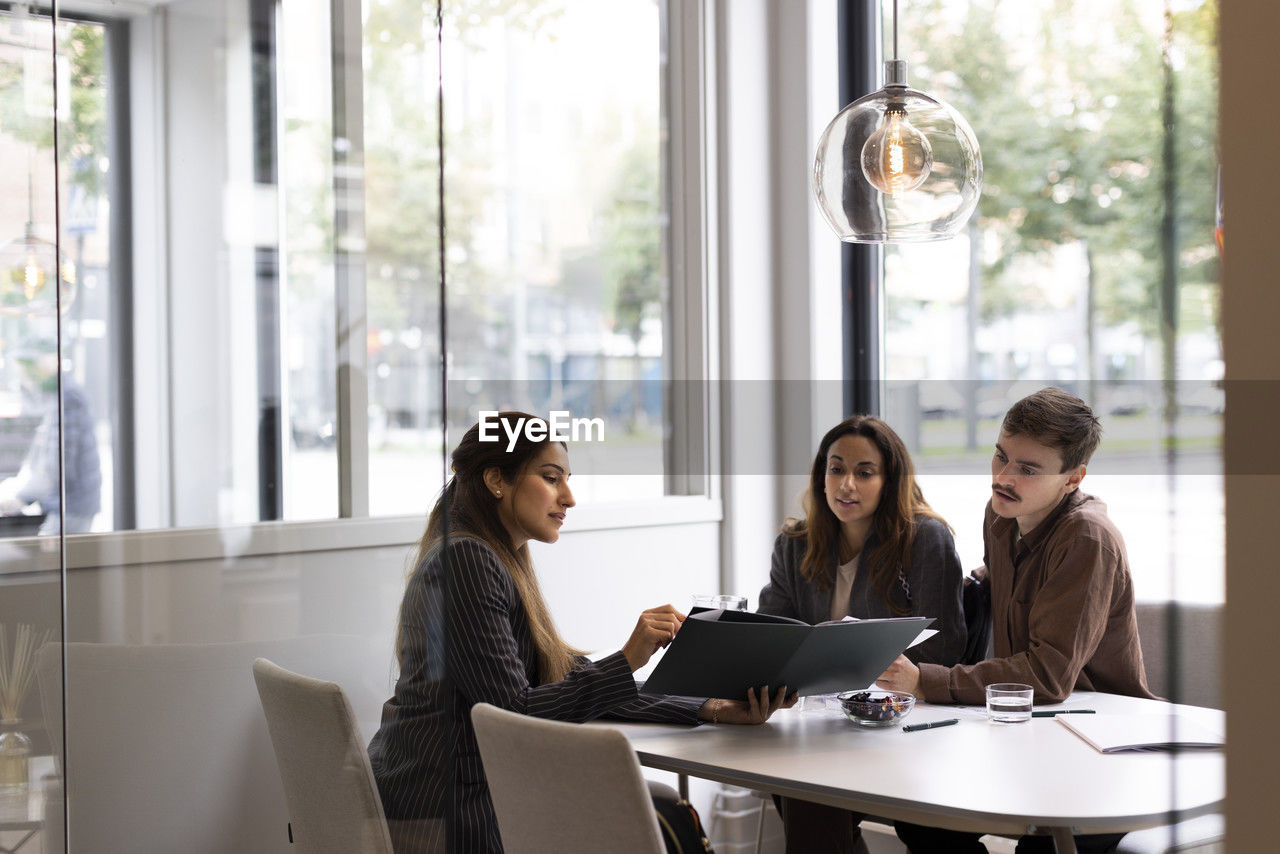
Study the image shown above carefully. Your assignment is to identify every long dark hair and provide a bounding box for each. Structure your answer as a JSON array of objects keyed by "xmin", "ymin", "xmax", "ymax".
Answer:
[
  {"xmin": 784, "ymin": 415, "xmax": 947, "ymax": 614},
  {"xmin": 400, "ymin": 411, "xmax": 583, "ymax": 683}
]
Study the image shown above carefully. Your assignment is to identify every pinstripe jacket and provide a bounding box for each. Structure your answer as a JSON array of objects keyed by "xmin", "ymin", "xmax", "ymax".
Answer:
[{"xmin": 367, "ymin": 536, "xmax": 703, "ymax": 853}]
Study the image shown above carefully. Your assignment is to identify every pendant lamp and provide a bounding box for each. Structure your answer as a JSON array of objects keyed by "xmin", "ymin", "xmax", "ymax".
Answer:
[
  {"xmin": 813, "ymin": 0, "xmax": 982, "ymax": 243},
  {"xmin": 0, "ymin": 174, "xmax": 76, "ymax": 317}
]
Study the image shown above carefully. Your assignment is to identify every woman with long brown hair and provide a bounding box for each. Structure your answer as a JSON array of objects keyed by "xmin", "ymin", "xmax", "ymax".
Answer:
[
  {"xmin": 368, "ymin": 412, "xmax": 795, "ymax": 853},
  {"xmin": 758, "ymin": 414, "xmax": 967, "ymax": 854}
]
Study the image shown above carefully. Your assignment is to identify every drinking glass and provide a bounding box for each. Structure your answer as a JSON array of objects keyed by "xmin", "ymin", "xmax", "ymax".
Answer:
[
  {"xmin": 691, "ymin": 594, "xmax": 748, "ymax": 611},
  {"xmin": 986, "ymin": 683, "xmax": 1034, "ymax": 723}
]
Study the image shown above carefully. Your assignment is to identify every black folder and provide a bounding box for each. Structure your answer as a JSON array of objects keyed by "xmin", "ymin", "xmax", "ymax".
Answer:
[{"xmin": 640, "ymin": 609, "xmax": 933, "ymax": 699}]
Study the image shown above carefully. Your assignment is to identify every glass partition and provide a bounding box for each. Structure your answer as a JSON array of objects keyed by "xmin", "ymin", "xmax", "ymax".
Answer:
[
  {"xmin": 0, "ymin": 0, "xmax": 1229, "ymax": 849},
  {"xmin": 6, "ymin": 0, "xmax": 709, "ymax": 850},
  {"xmin": 870, "ymin": 6, "xmax": 1222, "ymax": 849},
  {"xmin": 881, "ymin": 0, "xmax": 1222, "ymax": 611},
  {"xmin": 0, "ymin": 3, "xmax": 65, "ymax": 847}
]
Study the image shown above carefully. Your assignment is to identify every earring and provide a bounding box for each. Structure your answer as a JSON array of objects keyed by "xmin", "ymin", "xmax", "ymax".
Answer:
[{"xmin": 495, "ymin": 491, "xmax": 502, "ymax": 498}]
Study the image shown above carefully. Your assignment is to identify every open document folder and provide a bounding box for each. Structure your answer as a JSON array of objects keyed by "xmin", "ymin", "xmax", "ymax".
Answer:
[{"xmin": 640, "ymin": 609, "xmax": 934, "ymax": 700}]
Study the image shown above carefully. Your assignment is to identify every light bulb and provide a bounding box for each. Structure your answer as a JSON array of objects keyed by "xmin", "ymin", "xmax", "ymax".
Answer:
[
  {"xmin": 860, "ymin": 106, "xmax": 933, "ymax": 196},
  {"xmin": 24, "ymin": 251, "xmax": 44, "ymax": 301}
]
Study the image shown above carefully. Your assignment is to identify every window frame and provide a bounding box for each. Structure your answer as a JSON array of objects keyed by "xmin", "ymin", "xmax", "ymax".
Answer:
[
  {"xmin": 663, "ymin": 0, "xmax": 721, "ymax": 500},
  {"xmin": 839, "ymin": 0, "xmax": 884, "ymax": 418}
]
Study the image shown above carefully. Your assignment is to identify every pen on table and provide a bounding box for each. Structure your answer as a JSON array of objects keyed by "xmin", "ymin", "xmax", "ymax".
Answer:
[
  {"xmin": 1031, "ymin": 709, "xmax": 1097, "ymax": 717},
  {"xmin": 902, "ymin": 718, "xmax": 959, "ymax": 733}
]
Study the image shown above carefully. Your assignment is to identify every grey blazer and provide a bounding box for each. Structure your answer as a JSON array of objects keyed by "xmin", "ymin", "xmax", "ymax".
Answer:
[
  {"xmin": 367, "ymin": 536, "xmax": 701, "ymax": 853},
  {"xmin": 757, "ymin": 516, "xmax": 968, "ymax": 667}
]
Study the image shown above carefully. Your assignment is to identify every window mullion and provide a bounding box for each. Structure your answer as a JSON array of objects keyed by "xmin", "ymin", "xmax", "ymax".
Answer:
[
  {"xmin": 664, "ymin": 0, "xmax": 716, "ymax": 497},
  {"xmin": 331, "ymin": 0, "xmax": 368, "ymax": 518},
  {"xmin": 840, "ymin": 0, "xmax": 883, "ymax": 417}
]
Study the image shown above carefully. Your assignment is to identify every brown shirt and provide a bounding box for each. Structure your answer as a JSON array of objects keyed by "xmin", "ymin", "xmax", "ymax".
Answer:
[{"xmin": 918, "ymin": 490, "xmax": 1156, "ymax": 705}]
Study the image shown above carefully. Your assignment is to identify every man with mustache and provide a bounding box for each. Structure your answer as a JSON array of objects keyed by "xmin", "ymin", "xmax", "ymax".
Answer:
[{"xmin": 878, "ymin": 387, "xmax": 1155, "ymax": 854}]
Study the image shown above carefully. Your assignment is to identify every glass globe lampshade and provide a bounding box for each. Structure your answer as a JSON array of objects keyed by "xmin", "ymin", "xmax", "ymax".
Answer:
[
  {"xmin": 0, "ymin": 224, "xmax": 77, "ymax": 317},
  {"xmin": 813, "ymin": 60, "xmax": 982, "ymax": 243}
]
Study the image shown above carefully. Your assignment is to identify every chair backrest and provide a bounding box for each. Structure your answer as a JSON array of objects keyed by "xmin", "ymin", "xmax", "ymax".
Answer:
[
  {"xmin": 252, "ymin": 658, "xmax": 394, "ymax": 854},
  {"xmin": 34, "ymin": 637, "xmax": 369, "ymax": 854},
  {"xmin": 470, "ymin": 703, "xmax": 666, "ymax": 854},
  {"xmin": 1134, "ymin": 601, "xmax": 1221, "ymax": 708}
]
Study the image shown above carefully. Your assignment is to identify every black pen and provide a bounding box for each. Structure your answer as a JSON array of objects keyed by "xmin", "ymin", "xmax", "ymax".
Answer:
[
  {"xmin": 1031, "ymin": 709, "xmax": 1097, "ymax": 717},
  {"xmin": 902, "ymin": 718, "xmax": 959, "ymax": 733}
]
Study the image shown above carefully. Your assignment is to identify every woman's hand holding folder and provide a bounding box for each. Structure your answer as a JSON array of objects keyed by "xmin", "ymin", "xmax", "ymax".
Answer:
[{"xmin": 698, "ymin": 685, "xmax": 800, "ymax": 725}]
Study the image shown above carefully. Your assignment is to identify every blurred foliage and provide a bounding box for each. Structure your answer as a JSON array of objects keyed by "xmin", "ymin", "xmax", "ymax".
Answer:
[
  {"xmin": 361, "ymin": 0, "xmax": 600, "ymax": 364},
  {"xmin": 362, "ymin": 0, "xmax": 663, "ymax": 378},
  {"xmin": 5, "ymin": 1, "xmax": 664, "ymax": 361},
  {"xmin": 598, "ymin": 127, "xmax": 661, "ymax": 345},
  {"xmin": 0, "ymin": 17, "xmax": 107, "ymax": 198},
  {"xmin": 896, "ymin": 0, "xmax": 1218, "ymax": 339}
]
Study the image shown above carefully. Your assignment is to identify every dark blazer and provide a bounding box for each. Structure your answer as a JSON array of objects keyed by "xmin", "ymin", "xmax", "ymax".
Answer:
[
  {"xmin": 757, "ymin": 516, "xmax": 968, "ymax": 667},
  {"xmin": 367, "ymin": 536, "xmax": 702, "ymax": 853}
]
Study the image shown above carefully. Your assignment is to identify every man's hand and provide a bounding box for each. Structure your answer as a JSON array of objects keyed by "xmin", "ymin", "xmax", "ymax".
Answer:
[{"xmin": 876, "ymin": 655, "xmax": 921, "ymax": 696}]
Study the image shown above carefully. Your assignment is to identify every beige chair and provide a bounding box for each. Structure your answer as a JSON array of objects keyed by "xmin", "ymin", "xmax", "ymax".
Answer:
[
  {"xmin": 470, "ymin": 702, "xmax": 666, "ymax": 854},
  {"xmin": 252, "ymin": 658, "xmax": 394, "ymax": 854},
  {"xmin": 33, "ymin": 638, "xmax": 368, "ymax": 854},
  {"xmin": 1134, "ymin": 601, "xmax": 1221, "ymax": 709}
]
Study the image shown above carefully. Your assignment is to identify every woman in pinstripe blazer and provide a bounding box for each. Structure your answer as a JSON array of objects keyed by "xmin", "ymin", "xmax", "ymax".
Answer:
[{"xmin": 368, "ymin": 413, "xmax": 796, "ymax": 853}]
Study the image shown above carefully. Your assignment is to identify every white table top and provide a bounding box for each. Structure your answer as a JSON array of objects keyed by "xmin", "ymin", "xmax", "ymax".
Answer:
[{"xmin": 606, "ymin": 692, "xmax": 1224, "ymax": 838}]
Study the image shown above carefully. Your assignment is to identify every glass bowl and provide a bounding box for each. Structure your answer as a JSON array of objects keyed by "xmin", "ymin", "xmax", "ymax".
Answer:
[{"xmin": 837, "ymin": 690, "xmax": 916, "ymax": 728}]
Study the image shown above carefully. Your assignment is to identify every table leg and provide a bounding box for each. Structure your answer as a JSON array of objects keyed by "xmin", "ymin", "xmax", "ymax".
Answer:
[
  {"xmin": 1050, "ymin": 826, "xmax": 1078, "ymax": 854},
  {"xmin": 678, "ymin": 772, "xmax": 689, "ymax": 801}
]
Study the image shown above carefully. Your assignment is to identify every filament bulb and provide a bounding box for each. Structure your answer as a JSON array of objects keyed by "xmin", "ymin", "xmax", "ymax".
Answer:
[
  {"xmin": 24, "ymin": 252, "xmax": 44, "ymax": 301},
  {"xmin": 861, "ymin": 106, "xmax": 933, "ymax": 196}
]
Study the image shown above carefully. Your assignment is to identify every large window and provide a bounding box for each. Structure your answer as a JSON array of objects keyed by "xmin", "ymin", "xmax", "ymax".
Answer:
[
  {"xmin": 880, "ymin": 0, "xmax": 1221, "ymax": 603},
  {"xmin": 380, "ymin": 0, "xmax": 677, "ymax": 508},
  {"xmin": 0, "ymin": 0, "xmax": 707, "ymax": 534}
]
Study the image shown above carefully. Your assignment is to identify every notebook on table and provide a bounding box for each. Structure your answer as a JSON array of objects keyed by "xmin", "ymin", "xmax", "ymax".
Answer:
[{"xmin": 1058, "ymin": 713, "xmax": 1224, "ymax": 753}]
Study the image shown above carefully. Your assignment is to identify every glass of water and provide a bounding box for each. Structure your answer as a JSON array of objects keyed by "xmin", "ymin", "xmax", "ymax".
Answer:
[
  {"xmin": 986, "ymin": 683, "xmax": 1034, "ymax": 723},
  {"xmin": 691, "ymin": 594, "xmax": 748, "ymax": 611}
]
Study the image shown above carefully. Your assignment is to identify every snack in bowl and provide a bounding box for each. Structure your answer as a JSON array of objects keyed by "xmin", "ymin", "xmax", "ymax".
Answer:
[{"xmin": 837, "ymin": 689, "xmax": 916, "ymax": 728}]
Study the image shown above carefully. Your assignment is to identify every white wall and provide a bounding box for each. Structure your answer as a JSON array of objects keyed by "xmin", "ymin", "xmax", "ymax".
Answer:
[{"xmin": 30, "ymin": 513, "xmax": 720, "ymax": 853}]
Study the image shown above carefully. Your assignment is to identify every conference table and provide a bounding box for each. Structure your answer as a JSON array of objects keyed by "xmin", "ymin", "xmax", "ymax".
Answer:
[{"xmin": 608, "ymin": 692, "xmax": 1224, "ymax": 854}]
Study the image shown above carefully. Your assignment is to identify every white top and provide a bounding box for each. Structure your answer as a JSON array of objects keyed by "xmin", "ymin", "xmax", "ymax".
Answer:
[
  {"xmin": 829, "ymin": 555, "xmax": 859, "ymax": 623},
  {"xmin": 601, "ymin": 692, "xmax": 1223, "ymax": 837}
]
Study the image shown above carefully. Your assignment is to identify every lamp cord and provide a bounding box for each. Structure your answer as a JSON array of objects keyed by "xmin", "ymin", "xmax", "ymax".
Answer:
[
  {"xmin": 893, "ymin": 0, "xmax": 899, "ymax": 62},
  {"xmin": 26, "ymin": 163, "xmax": 35, "ymax": 226}
]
